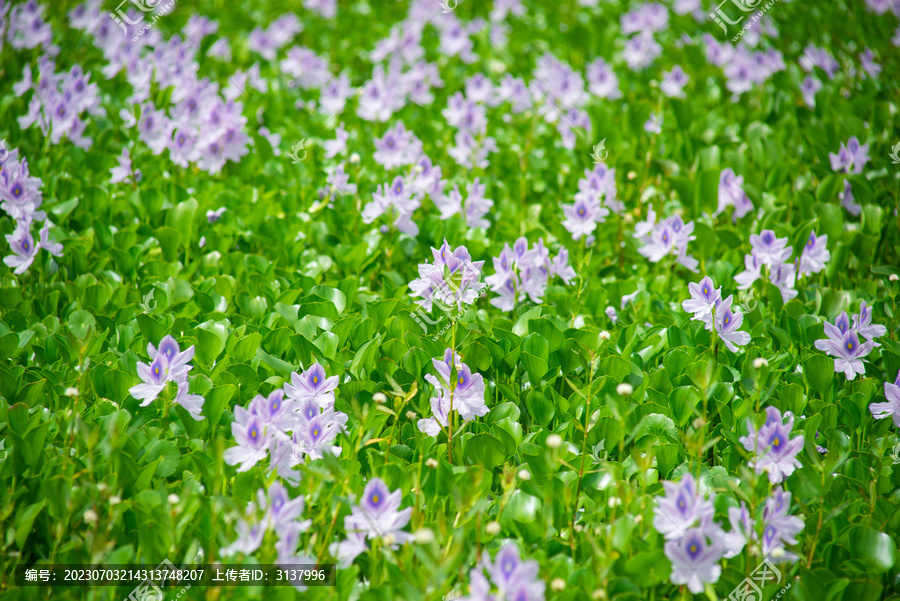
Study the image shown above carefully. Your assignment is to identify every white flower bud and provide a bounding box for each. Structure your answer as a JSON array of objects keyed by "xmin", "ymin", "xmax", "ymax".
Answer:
[
  {"xmin": 551, "ymin": 578, "xmax": 566, "ymax": 591},
  {"xmin": 546, "ymin": 434, "xmax": 562, "ymax": 449},
  {"xmin": 414, "ymin": 528, "xmax": 435, "ymax": 544},
  {"xmin": 890, "ymin": 274, "xmax": 899, "ymax": 282},
  {"xmin": 168, "ymin": 494, "xmax": 180, "ymax": 505},
  {"xmin": 599, "ymin": 330, "xmax": 611, "ymax": 341},
  {"xmin": 426, "ymin": 458, "xmax": 438, "ymax": 468},
  {"xmin": 406, "ymin": 410, "xmax": 417, "ymax": 420},
  {"xmin": 373, "ymin": 392, "xmax": 387, "ymax": 404},
  {"xmin": 97, "ymin": 483, "xmax": 108, "ymax": 493},
  {"xmin": 753, "ymin": 357, "xmax": 768, "ymax": 369},
  {"xmin": 517, "ymin": 469, "xmax": 531, "ymax": 481},
  {"xmin": 83, "ymin": 509, "xmax": 98, "ymax": 525},
  {"xmin": 616, "ymin": 383, "xmax": 633, "ymax": 396},
  {"xmin": 349, "ymin": 152, "xmax": 361, "ymax": 164},
  {"xmin": 485, "ymin": 521, "xmax": 501, "ymax": 535},
  {"xmin": 65, "ymin": 387, "xmax": 79, "ymax": 397}
]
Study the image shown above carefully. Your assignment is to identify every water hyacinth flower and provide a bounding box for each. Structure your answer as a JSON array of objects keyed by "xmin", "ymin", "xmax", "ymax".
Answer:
[
  {"xmin": 870, "ymin": 371, "xmax": 900, "ymax": 429},
  {"xmin": 740, "ymin": 406, "xmax": 804, "ymax": 483},
  {"xmin": 634, "ymin": 213, "xmax": 698, "ymax": 271},
  {"xmin": 814, "ymin": 310, "xmax": 878, "ymax": 379},
  {"xmin": 434, "ymin": 178, "xmax": 494, "ymax": 229},
  {"xmin": 761, "ymin": 488, "xmax": 805, "ymax": 562},
  {"xmin": 839, "ymin": 180, "xmax": 861, "ymax": 216},
  {"xmin": 129, "ymin": 335, "xmax": 204, "ymax": 419},
  {"xmin": 418, "ymin": 350, "xmax": 488, "ymax": 437},
  {"xmin": 714, "ymin": 295, "xmax": 751, "ymax": 352},
  {"xmin": 484, "ymin": 238, "xmax": 575, "ymax": 312},
  {"xmin": 4, "ymin": 219, "xmax": 62, "ymax": 274},
  {"xmin": 682, "ymin": 275, "xmax": 722, "ymax": 330},
  {"xmin": 800, "ymin": 76, "xmax": 822, "ymax": 108},
  {"xmin": 373, "ymin": 121, "xmax": 422, "ymax": 169},
  {"xmin": 664, "ymin": 525, "xmax": 725, "ymax": 594},
  {"xmin": 284, "ymin": 363, "xmax": 339, "ymax": 409},
  {"xmin": 797, "ymin": 231, "xmax": 830, "ymax": 277},
  {"xmin": 331, "ymin": 478, "xmax": 413, "ymax": 566},
  {"xmin": 660, "ymin": 65, "xmax": 689, "ymax": 98},
  {"xmin": 652, "ymin": 473, "xmax": 715, "ymax": 539},
  {"xmin": 462, "ymin": 543, "xmax": 546, "ymax": 601},
  {"xmin": 221, "ymin": 482, "xmax": 312, "ymax": 558},
  {"xmin": 715, "ymin": 168, "xmax": 753, "ymax": 222},
  {"xmin": 223, "ymin": 405, "xmax": 272, "ymax": 471},
  {"xmin": 829, "ymin": 136, "xmax": 870, "ymax": 174},
  {"xmin": 749, "ymin": 230, "xmax": 791, "ymax": 267},
  {"xmin": 722, "ymin": 502, "xmax": 754, "ymax": 558},
  {"xmin": 362, "ymin": 175, "xmax": 421, "ymax": 236},
  {"xmin": 408, "ymin": 240, "xmax": 486, "ymax": 313}
]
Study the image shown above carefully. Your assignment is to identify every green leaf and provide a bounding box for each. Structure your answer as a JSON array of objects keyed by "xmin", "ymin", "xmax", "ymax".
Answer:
[
  {"xmin": 464, "ymin": 433, "xmax": 506, "ymax": 469},
  {"xmin": 849, "ymin": 526, "xmax": 897, "ymax": 573}
]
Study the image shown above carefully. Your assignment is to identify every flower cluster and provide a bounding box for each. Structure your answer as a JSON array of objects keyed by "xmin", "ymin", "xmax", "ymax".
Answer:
[
  {"xmin": 434, "ymin": 177, "xmax": 494, "ymax": 230},
  {"xmin": 735, "ymin": 229, "xmax": 830, "ymax": 303},
  {"xmin": 740, "ymin": 407, "xmax": 805, "ymax": 484},
  {"xmin": 870, "ymin": 370, "xmax": 900, "ymax": 429},
  {"xmin": 634, "ymin": 209, "xmax": 698, "ymax": 271},
  {"xmin": 330, "ymin": 478, "xmax": 413, "ymax": 567},
  {"xmin": 461, "ymin": 544, "xmax": 545, "ymax": 601},
  {"xmin": 715, "ymin": 168, "xmax": 754, "ymax": 222},
  {"xmin": 129, "ymin": 335, "xmax": 205, "ymax": 420},
  {"xmin": 485, "ymin": 238, "xmax": 575, "ymax": 312},
  {"xmin": 653, "ymin": 473, "xmax": 805, "ymax": 593},
  {"xmin": 15, "ymin": 58, "xmax": 103, "ymax": 149},
  {"xmin": 418, "ymin": 349, "xmax": 489, "ymax": 437},
  {"xmin": 829, "ymin": 136, "xmax": 870, "ymax": 174},
  {"xmin": 1, "ymin": 146, "xmax": 63, "ymax": 274},
  {"xmin": 814, "ymin": 302, "xmax": 885, "ymax": 379},
  {"xmin": 702, "ymin": 34, "xmax": 786, "ymax": 98},
  {"xmin": 221, "ymin": 481, "xmax": 315, "ymax": 574},
  {"xmin": 223, "ymin": 363, "xmax": 348, "ymax": 485},
  {"xmin": 621, "ymin": 4, "xmax": 667, "ymax": 70},
  {"xmin": 561, "ymin": 163, "xmax": 620, "ymax": 242},
  {"xmin": 682, "ymin": 276, "xmax": 750, "ymax": 352},
  {"xmin": 409, "ymin": 241, "xmax": 486, "ymax": 313}
]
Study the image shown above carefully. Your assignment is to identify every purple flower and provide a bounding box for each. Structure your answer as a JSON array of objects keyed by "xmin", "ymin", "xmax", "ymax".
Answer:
[
  {"xmin": 797, "ymin": 231, "xmax": 830, "ymax": 276},
  {"xmin": 682, "ymin": 276, "xmax": 722, "ymax": 330},
  {"xmin": 829, "ymin": 136, "xmax": 870, "ymax": 174},
  {"xmin": 814, "ymin": 314, "xmax": 876, "ymax": 379},
  {"xmin": 661, "ymin": 65, "xmax": 689, "ymax": 98},
  {"xmin": 320, "ymin": 125, "xmax": 348, "ymax": 161},
  {"xmin": 652, "ymin": 473, "xmax": 714, "ymax": 540},
  {"xmin": 853, "ymin": 300, "xmax": 887, "ymax": 344},
  {"xmin": 860, "ymin": 48, "xmax": 882, "ymax": 78},
  {"xmin": 250, "ymin": 389, "xmax": 297, "ymax": 439},
  {"xmin": 749, "ymin": 230, "xmax": 791, "ymax": 267},
  {"xmin": 206, "ymin": 207, "xmax": 227, "ymax": 223},
  {"xmin": 435, "ymin": 178, "xmax": 494, "ymax": 229},
  {"xmin": 644, "ymin": 113, "xmax": 662, "ymax": 134},
  {"xmin": 715, "ymin": 168, "xmax": 753, "ymax": 222},
  {"xmin": 839, "ymin": 180, "xmax": 861, "ymax": 216},
  {"xmin": 284, "ymin": 363, "xmax": 339, "ymax": 409},
  {"xmin": 623, "ymin": 31, "xmax": 662, "ymax": 71},
  {"xmin": 409, "ymin": 240, "xmax": 486, "ymax": 312},
  {"xmin": 586, "ymin": 58, "xmax": 622, "ymax": 99},
  {"xmin": 664, "ymin": 525, "xmax": 724, "ymax": 594},
  {"xmin": 485, "ymin": 544, "xmax": 544, "ymax": 598},
  {"xmin": 223, "ymin": 406, "xmax": 272, "ymax": 471},
  {"xmin": 740, "ymin": 406, "xmax": 805, "ymax": 483},
  {"xmin": 800, "ymin": 76, "xmax": 822, "ymax": 108},
  {"xmin": 562, "ymin": 196, "xmax": 607, "ymax": 240},
  {"xmin": 635, "ymin": 214, "xmax": 698, "ymax": 271},
  {"xmin": 362, "ymin": 175, "xmax": 421, "ymax": 236},
  {"xmin": 722, "ymin": 502, "xmax": 754, "ymax": 559},
  {"xmin": 870, "ymin": 371, "xmax": 900, "ymax": 429},
  {"xmin": 373, "ymin": 122, "xmax": 422, "ymax": 169},
  {"xmin": 424, "ymin": 349, "xmax": 489, "ymax": 424},
  {"xmin": 129, "ymin": 335, "xmax": 199, "ymax": 412},
  {"xmin": 344, "ymin": 478, "xmax": 413, "ymax": 544},
  {"xmin": 762, "ymin": 488, "xmax": 805, "ymax": 562}
]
